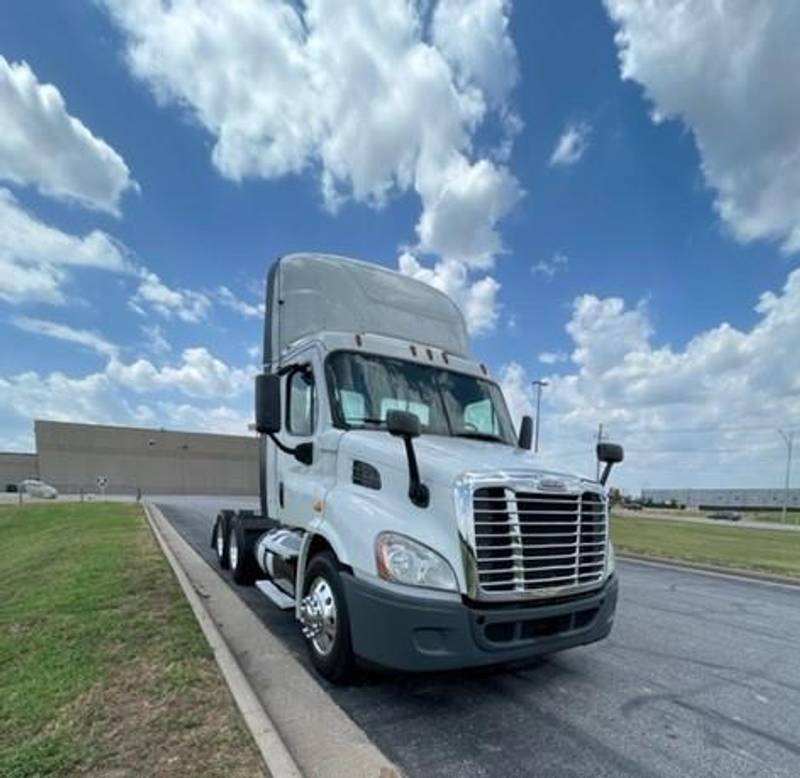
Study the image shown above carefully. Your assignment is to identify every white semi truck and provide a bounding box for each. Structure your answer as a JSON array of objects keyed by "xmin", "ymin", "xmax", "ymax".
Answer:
[{"xmin": 212, "ymin": 253, "xmax": 622, "ymax": 683}]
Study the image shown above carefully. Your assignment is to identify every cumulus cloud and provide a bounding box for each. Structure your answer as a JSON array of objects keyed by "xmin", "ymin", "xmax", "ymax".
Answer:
[
  {"xmin": 549, "ymin": 121, "xmax": 590, "ymax": 167},
  {"xmin": 101, "ymin": 0, "xmax": 523, "ymax": 333},
  {"xmin": 432, "ymin": 0, "xmax": 518, "ymax": 106},
  {"xmin": 0, "ymin": 55, "xmax": 136, "ymax": 214},
  {"xmin": 606, "ymin": 0, "xmax": 800, "ymax": 253},
  {"xmin": 107, "ymin": 347, "xmax": 253, "ymax": 398},
  {"xmin": 504, "ymin": 269, "xmax": 800, "ymax": 488},
  {"xmin": 0, "ymin": 341, "xmax": 255, "ymax": 448},
  {"xmin": 498, "ymin": 361, "xmax": 534, "ymax": 428},
  {"xmin": 130, "ymin": 269, "xmax": 211, "ymax": 323},
  {"xmin": 399, "ymin": 251, "xmax": 499, "ymax": 335},
  {"xmin": 0, "ymin": 188, "xmax": 133, "ymax": 304}
]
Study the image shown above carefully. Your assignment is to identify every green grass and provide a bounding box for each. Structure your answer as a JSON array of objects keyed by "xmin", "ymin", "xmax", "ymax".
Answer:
[
  {"xmin": 612, "ymin": 514, "xmax": 800, "ymax": 578},
  {"xmin": 0, "ymin": 503, "xmax": 264, "ymax": 778},
  {"xmin": 745, "ymin": 510, "xmax": 800, "ymax": 526}
]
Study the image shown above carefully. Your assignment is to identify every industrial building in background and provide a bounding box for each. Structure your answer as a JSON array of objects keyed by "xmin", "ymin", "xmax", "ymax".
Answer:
[
  {"xmin": 0, "ymin": 420, "xmax": 258, "ymax": 496},
  {"xmin": 642, "ymin": 488, "xmax": 800, "ymax": 511}
]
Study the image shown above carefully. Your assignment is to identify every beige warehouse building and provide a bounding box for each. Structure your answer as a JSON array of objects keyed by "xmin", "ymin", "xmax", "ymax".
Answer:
[{"xmin": 1, "ymin": 420, "xmax": 259, "ymax": 496}]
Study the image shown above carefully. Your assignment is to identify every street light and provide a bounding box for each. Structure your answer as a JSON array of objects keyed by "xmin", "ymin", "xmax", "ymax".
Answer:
[
  {"xmin": 777, "ymin": 429, "xmax": 795, "ymax": 524},
  {"xmin": 532, "ymin": 379, "xmax": 548, "ymax": 453}
]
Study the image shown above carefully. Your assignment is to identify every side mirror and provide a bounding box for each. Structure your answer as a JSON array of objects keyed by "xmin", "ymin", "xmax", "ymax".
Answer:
[
  {"xmin": 518, "ymin": 415, "xmax": 533, "ymax": 450},
  {"xmin": 386, "ymin": 410, "xmax": 421, "ymax": 439},
  {"xmin": 597, "ymin": 442, "xmax": 624, "ymax": 464},
  {"xmin": 255, "ymin": 374, "xmax": 281, "ymax": 434},
  {"xmin": 385, "ymin": 410, "xmax": 428, "ymax": 508},
  {"xmin": 597, "ymin": 442, "xmax": 624, "ymax": 486}
]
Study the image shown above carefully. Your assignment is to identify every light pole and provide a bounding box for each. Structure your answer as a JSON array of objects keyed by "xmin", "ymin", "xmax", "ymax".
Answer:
[
  {"xmin": 778, "ymin": 429, "xmax": 795, "ymax": 524},
  {"xmin": 532, "ymin": 380, "xmax": 548, "ymax": 453}
]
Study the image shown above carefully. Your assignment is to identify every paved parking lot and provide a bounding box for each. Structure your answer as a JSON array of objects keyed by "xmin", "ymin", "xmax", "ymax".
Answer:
[{"xmin": 157, "ymin": 496, "xmax": 800, "ymax": 778}]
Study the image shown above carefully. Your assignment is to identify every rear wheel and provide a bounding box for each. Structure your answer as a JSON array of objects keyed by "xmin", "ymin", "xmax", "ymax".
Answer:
[
  {"xmin": 213, "ymin": 511, "xmax": 231, "ymax": 569},
  {"xmin": 300, "ymin": 552, "xmax": 355, "ymax": 684},
  {"xmin": 229, "ymin": 518, "xmax": 257, "ymax": 585}
]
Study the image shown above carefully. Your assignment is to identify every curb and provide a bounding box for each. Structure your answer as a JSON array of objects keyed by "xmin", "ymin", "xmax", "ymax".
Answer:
[
  {"xmin": 618, "ymin": 552, "xmax": 800, "ymax": 589},
  {"xmin": 143, "ymin": 502, "xmax": 303, "ymax": 778}
]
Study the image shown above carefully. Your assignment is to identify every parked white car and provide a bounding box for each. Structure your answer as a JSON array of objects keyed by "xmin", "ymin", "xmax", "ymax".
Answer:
[{"xmin": 20, "ymin": 478, "xmax": 59, "ymax": 499}]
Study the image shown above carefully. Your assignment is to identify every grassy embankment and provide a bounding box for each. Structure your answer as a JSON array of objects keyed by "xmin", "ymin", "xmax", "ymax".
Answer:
[
  {"xmin": 0, "ymin": 502, "xmax": 265, "ymax": 778},
  {"xmin": 612, "ymin": 514, "xmax": 800, "ymax": 579}
]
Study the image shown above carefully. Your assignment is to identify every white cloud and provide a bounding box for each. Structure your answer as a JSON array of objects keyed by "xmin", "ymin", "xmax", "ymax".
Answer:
[
  {"xmin": 107, "ymin": 347, "xmax": 253, "ymax": 398},
  {"xmin": 158, "ymin": 402, "xmax": 253, "ymax": 436},
  {"xmin": 415, "ymin": 156, "xmax": 522, "ymax": 270},
  {"xmin": 606, "ymin": 0, "xmax": 800, "ymax": 253},
  {"xmin": 0, "ymin": 56, "xmax": 136, "ymax": 214},
  {"xmin": 101, "ymin": 0, "xmax": 523, "ymax": 332},
  {"xmin": 531, "ymin": 252, "xmax": 568, "ymax": 278},
  {"xmin": 12, "ymin": 316, "xmax": 118, "ymax": 358},
  {"xmin": 538, "ymin": 351, "xmax": 566, "ymax": 365},
  {"xmin": 398, "ymin": 251, "xmax": 499, "ymax": 335},
  {"xmin": 505, "ymin": 268, "xmax": 800, "ymax": 489},
  {"xmin": 498, "ymin": 361, "xmax": 534, "ymax": 428},
  {"xmin": 0, "ymin": 188, "xmax": 133, "ymax": 304},
  {"xmin": 216, "ymin": 285, "xmax": 264, "ymax": 319},
  {"xmin": 130, "ymin": 269, "xmax": 211, "ymax": 323},
  {"xmin": 549, "ymin": 121, "xmax": 590, "ymax": 167},
  {"xmin": 0, "ymin": 369, "xmax": 153, "ymax": 432},
  {"xmin": 141, "ymin": 324, "xmax": 171, "ymax": 356},
  {"xmin": 431, "ymin": 0, "xmax": 518, "ymax": 106}
]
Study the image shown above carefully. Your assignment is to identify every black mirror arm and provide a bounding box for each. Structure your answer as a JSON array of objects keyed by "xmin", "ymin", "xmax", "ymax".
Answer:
[
  {"xmin": 267, "ymin": 433, "xmax": 313, "ymax": 465},
  {"xmin": 600, "ymin": 462, "xmax": 614, "ymax": 486},
  {"xmin": 401, "ymin": 436, "xmax": 429, "ymax": 508}
]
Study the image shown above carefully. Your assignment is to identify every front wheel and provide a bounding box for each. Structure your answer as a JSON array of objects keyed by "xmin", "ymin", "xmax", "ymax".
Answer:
[{"xmin": 300, "ymin": 552, "xmax": 355, "ymax": 684}]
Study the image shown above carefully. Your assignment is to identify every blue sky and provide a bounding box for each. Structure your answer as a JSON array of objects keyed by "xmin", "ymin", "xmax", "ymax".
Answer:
[{"xmin": 1, "ymin": 1, "xmax": 798, "ymax": 491}]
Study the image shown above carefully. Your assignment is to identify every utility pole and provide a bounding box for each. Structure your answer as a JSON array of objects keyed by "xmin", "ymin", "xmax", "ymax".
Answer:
[
  {"xmin": 778, "ymin": 429, "xmax": 795, "ymax": 524},
  {"xmin": 532, "ymin": 380, "xmax": 548, "ymax": 453},
  {"xmin": 595, "ymin": 423, "xmax": 605, "ymax": 480}
]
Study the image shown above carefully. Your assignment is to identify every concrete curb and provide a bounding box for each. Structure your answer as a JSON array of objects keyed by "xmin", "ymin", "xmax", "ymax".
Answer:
[
  {"xmin": 143, "ymin": 502, "xmax": 303, "ymax": 778},
  {"xmin": 618, "ymin": 552, "xmax": 800, "ymax": 589}
]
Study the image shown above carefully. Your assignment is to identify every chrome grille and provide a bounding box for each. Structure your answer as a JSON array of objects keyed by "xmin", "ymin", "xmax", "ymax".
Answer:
[{"xmin": 473, "ymin": 487, "xmax": 607, "ymax": 594}]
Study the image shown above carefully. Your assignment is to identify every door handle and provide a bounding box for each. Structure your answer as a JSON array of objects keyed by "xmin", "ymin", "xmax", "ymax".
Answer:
[{"xmin": 279, "ymin": 481, "xmax": 285, "ymax": 508}]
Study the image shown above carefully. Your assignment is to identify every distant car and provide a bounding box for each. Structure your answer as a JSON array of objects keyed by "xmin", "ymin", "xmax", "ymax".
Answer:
[
  {"xmin": 625, "ymin": 503, "xmax": 643, "ymax": 511},
  {"xmin": 707, "ymin": 511, "xmax": 741, "ymax": 522},
  {"xmin": 20, "ymin": 478, "xmax": 59, "ymax": 499}
]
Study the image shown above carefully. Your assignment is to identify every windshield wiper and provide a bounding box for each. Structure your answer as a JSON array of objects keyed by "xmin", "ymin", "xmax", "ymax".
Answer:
[
  {"xmin": 454, "ymin": 431, "xmax": 506, "ymax": 443},
  {"xmin": 349, "ymin": 417, "xmax": 387, "ymax": 427}
]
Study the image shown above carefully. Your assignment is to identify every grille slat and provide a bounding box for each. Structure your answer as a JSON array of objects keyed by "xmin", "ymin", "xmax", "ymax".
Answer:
[{"xmin": 472, "ymin": 487, "xmax": 607, "ymax": 595}]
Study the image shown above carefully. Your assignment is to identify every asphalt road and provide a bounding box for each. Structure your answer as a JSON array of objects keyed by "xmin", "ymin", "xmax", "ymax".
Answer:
[{"xmin": 156, "ymin": 496, "xmax": 800, "ymax": 778}]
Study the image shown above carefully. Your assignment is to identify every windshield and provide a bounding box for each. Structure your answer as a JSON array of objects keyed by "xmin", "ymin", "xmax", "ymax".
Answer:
[{"xmin": 326, "ymin": 351, "xmax": 517, "ymax": 445}]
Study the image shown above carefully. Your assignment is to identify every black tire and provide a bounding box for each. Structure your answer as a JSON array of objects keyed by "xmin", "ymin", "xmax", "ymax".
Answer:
[
  {"xmin": 213, "ymin": 511, "xmax": 232, "ymax": 569},
  {"xmin": 229, "ymin": 517, "xmax": 257, "ymax": 586},
  {"xmin": 302, "ymin": 552, "xmax": 355, "ymax": 684}
]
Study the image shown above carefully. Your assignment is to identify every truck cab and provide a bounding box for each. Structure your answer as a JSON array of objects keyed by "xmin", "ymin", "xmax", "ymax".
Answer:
[{"xmin": 212, "ymin": 253, "xmax": 621, "ymax": 682}]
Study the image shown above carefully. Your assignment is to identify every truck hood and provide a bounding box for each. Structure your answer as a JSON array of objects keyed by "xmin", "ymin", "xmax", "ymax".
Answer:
[{"xmin": 339, "ymin": 430, "xmax": 591, "ymax": 488}]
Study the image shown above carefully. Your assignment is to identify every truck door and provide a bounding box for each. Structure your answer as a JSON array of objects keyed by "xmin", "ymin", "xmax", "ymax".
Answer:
[{"xmin": 276, "ymin": 358, "xmax": 325, "ymax": 529}]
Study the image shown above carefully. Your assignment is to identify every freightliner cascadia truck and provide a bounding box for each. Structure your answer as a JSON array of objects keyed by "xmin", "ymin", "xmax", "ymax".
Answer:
[{"xmin": 212, "ymin": 253, "xmax": 623, "ymax": 683}]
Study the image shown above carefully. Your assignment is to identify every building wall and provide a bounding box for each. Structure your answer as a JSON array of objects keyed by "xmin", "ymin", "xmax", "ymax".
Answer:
[
  {"xmin": 35, "ymin": 420, "xmax": 258, "ymax": 495},
  {"xmin": 642, "ymin": 488, "xmax": 800, "ymax": 510},
  {"xmin": 0, "ymin": 452, "xmax": 38, "ymax": 490}
]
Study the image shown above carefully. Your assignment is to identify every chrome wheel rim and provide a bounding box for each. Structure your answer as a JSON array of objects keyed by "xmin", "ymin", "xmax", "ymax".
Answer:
[
  {"xmin": 302, "ymin": 577, "xmax": 337, "ymax": 656},
  {"xmin": 229, "ymin": 528, "xmax": 238, "ymax": 570},
  {"xmin": 216, "ymin": 523, "xmax": 224, "ymax": 560}
]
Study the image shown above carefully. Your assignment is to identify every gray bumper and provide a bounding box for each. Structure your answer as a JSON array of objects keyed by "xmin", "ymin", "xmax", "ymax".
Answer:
[{"xmin": 342, "ymin": 573, "xmax": 618, "ymax": 672}]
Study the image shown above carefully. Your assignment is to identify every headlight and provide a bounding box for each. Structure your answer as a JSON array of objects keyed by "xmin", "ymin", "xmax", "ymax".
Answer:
[{"xmin": 375, "ymin": 532, "xmax": 458, "ymax": 592}]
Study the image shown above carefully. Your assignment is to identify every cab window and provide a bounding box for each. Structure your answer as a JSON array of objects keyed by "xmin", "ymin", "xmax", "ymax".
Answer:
[{"xmin": 287, "ymin": 367, "xmax": 316, "ymax": 436}]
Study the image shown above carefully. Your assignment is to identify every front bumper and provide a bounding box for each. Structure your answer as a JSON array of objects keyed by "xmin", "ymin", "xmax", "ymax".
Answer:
[{"xmin": 342, "ymin": 573, "xmax": 618, "ymax": 672}]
